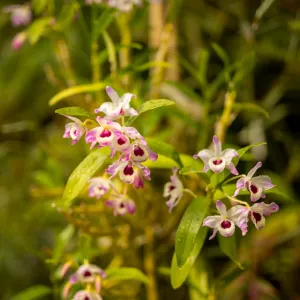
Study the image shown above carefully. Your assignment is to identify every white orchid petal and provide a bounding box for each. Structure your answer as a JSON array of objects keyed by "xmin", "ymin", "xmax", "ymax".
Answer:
[
  {"xmin": 216, "ymin": 200, "xmax": 227, "ymax": 216},
  {"xmin": 247, "ymin": 161, "xmax": 262, "ymax": 178},
  {"xmin": 213, "ymin": 135, "xmax": 222, "ymax": 156}
]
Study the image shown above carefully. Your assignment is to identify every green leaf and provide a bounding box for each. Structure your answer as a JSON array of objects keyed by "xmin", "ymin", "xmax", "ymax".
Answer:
[
  {"xmin": 218, "ymin": 235, "xmax": 243, "ymax": 269},
  {"xmin": 171, "ymin": 227, "xmax": 208, "ymax": 289},
  {"xmin": 233, "ymin": 142, "xmax": 267, "ymax": 165},
  {"xmin": 11, "ymin": 285, "xmax": 52, "ymax": 300},
  {"xmin": 146, "ymin": 138, "xmax": 183, "ymax": 168},
  {"xmin": 103, "ymin": 30, "xmax": 117, "ymax": 74},
  {"xmin": 144, "ymin": 154, "xmax": 178, "ymax": 169},
  {"xmin": 53, "ymin": 224, "xmax": 74, "ymax": 261},
  {"xmin": 255, "ymin": 0, "xmax": 276, "ymax": 21},
  {"xmin": 233, "ymin": 103, "xmax": 269, "ymax": 118},
  {"xmin": 32, "ymin": 0, "xmax": 49, "ymax": 14},
  {"xmin": 212, "ymin": 43, "xmax": 229, "ymax": 65},
  {"xmin": 126, "ymin": 99, "xmax": 175, "ymax": 125},
  {"xmin": 179, "ymin": 165, "xmax": 209, "ymax": 184},
  {"xmin": 175, "ymin": 197, "xmax": 210, "ymax": 267},
  {"xmin": 198, "ymin": 48, "xmax": 210, "ymax": 87},
  {"xmin": 62, "ymin": 148, "xmax": 110, "ymax": 207},
  {"xmin": 94, "ymin": 8, "xmax": 115, "ymax": 38},
  {"xmin": 55, "ymin": 107, "xmax": 95, "ymax": 119},
  {"xmin": 49, "ymin": 82, "xmax": 107, "ymax": 106},
  {"xmin": 105, "ymin": 267, "xmax": 149, "ymax": 284},
  {"xmin": 27, "ymin": 18, "xmax": 53, "ymax": 44}
]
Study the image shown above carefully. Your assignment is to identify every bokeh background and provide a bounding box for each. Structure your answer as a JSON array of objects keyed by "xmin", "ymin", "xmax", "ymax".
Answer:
[{"xmin": 1, "ymin": 0, "xmax": 300, "ymax": 299}]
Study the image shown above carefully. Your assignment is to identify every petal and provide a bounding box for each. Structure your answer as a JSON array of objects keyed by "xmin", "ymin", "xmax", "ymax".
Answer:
[
  {"xmin": 203, "ymin": 216, "xmax": 222, "ymax": 228},
  {"xmin": 125, "ymin": 107, "xmax": 138, "ymax": 116},
  {"xmin": 247, "ymin": 161, "xmax": 262, "ymax": 178},
  {"xmin": 193, "ymin": 149, "xmax": 214, "ymax": 163},
  {"xmin": 250, "ymin": 212, "xmax": 265, "ymax": 230},
  {"xmin": 208, "ymin": 157, "xmax": 226, "ymax": 173},
  {"xmin": 121, "ymin": 92, "xmax": 136, "ymax": 108},
  {"xmin": 236, "ymin": 177, "xmax": 246, "ymax": 189},
  {"xmin": 63, "ymin": 115, "xmax": 83, "ymax": 125},
  {"xmin": 220, "ymin": 149, "xmax": 239, "ymax": 164},
  {"xmin": 226, "ymin": 162, "xmax": 239, "ymax": 175},
  {"xmin": 213, "ymin": 135, "xmax": 222, "ymax": 156},
  {"xmin": 126, "ymin": 200, "xmax": 136, "ymax": 214},
  {"xmin": 216, "ymin": 200, "xmax": 227, "ymax": 216},
  {"xmin": 251, "ymin": 175, "xmax": 275, "ymax": 190},
  {"xmin": 219, "ymin": 220, "xmax": 235, "ymax": 237},
  {"xmin": 209, "ymin": 228, "xmax": 219, "ymax": 240},
  {"xmin": 96, "ymin": 102, "xmax": 120, "ymax": 116},
  {"xmin": 133, "ymin": 173, "xmax": 144, "ymax": 189},
  {"xmin": 106, "ymin": 86, "xmax": 120, "ymax": 104},
  {"xmin": 251, "ymin": 202, "xmax": 279, "ymax": 216}
]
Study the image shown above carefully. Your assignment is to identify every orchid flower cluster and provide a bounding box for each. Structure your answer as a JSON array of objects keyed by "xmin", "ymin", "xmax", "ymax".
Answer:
[
  {"xmin": 85, "ymin": 0, "xmax": 142, "ymax": 12},
  {"xmin": 61, "ymin": 261, "xmax": 107, "ymax": 300},
  {"xmin": 62, "ymin": 86, "xmax": 157, "ymax": 215},
  {"xmin": 163, "ymin": 135, "xmax": 279, "ymax": 240}
]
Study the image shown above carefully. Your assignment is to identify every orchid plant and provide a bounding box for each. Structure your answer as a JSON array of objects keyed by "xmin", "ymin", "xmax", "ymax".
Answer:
[{"xmin": 3, "ymin": 0, "xmax": 287, "ymax": 299}]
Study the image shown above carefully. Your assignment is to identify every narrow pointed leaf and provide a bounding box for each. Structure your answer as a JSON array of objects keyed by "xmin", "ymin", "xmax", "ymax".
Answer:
[
  {"xmin": 233, "ymin": 142, "xmax": 267, "ymax": 165},
  {"xmin": 11, "ymin": 285, "xmax": 52, "ymax": 300},
  {"xmin": 105, "ymin": 267, "xmax": 149, "ymax": 284},
  {"xmin": 233, "ymin": 103, "xmax": 269, "ymax": 118},
  {"xmin": 146, "ymin": 138, "xmax": 183, "ymax": 168},
  {"xmin": 49, "ymin": 82, "xmax": 107, "ymax": 106},
  {"xmin": 175, "ymin": 197, "xmax": 210, "ymax": 267},
  {"xmin": 171, "ymin": 227, "xmax": 208, "ymax": 289},
  {"xmin": 218, "ymin": 235, "xmax": 243, "ymax": 269},
  {"xmin": 55, "ymin": 107, "xmax": 95, "ymax": 119},
  {"xmin": 126, "ymin": 99, "xmax": 174, "ymax": 125},
  {"xmin": 62, "ymin": 147, "xmax": 110, "ymax": 207}
]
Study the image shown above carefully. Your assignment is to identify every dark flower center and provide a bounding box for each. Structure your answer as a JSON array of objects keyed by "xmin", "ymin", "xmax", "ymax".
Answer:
[
  {"xmin": 169, "ymin": 185, "xmax": 175, "ymax": 192},
  {"xmin": 213, "ymin": 159, "xmax": 223, "ymax": 165},
  {"xmin": 83, "ymin": 270, "xmax": 92, "ymax": 277},
  {"xmin": 124, "ymin": 165, "xmax": 134, "ymax": 176},
  {"xmin": 250, "ymin": 184, "xmax": 258, "ymax": 193},
  {"xmin": 221, "ymin": 220, "xmax": 232, "ymax": 229},
  {"xmin": 252, "ymin": 212, "xmax": 262, "ymax": 222},
  {"xmin": 120, "ymin": 202, "xmax": 125, "ymax": 208},
  {"xmin": 84, "ymin": 297, "xmax": 89, "ymax": 300},
  {"xmin": 120, "ymin": 108, "xmax": 124, "ymax": 115},
  {"xmin": 117, "ymin": 137, "xmax": 126, "ymax": 145},
  {"xmin": 134, "ymin": 146, "xmax": 144, "ymax": 157},
  {"xmin": 100, "ymin": 129, "xmax": 112, "ymax": 138}
]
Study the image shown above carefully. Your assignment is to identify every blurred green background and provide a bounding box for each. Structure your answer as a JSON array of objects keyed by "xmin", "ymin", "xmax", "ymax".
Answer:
[{"xmin": 1, "ymin": 0, "xmax": 300, "ymax": 299}]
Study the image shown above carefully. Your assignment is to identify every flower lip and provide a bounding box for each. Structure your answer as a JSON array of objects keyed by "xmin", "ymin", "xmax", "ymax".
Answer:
[
  {"xmin": 133, "ymin": 146, "xmax": 144, "ymax": 157},
  {"xmin": 124, "ymin": 164, "xmax": 134, "ymax": 176},
  {"xmin": 213, "ymin": 159, "xmax": 223, "ymax": 165},
  {"xmin": 100, "ymin": 129, "xmax": 112, "ymax": 138},
  {"xmin": 252, "ymin": 211, "xmax": 262, "ymax": 222},
  {"xmin": 221, "ymin": 220, "xmax": 232, "ymax": 229}
]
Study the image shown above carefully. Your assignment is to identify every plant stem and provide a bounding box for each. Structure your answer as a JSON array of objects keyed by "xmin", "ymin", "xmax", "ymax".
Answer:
[
  {"xmin": 118, "ymin": 13, "xmax": 132, "ymax": 88},
  {"xmin": 224, "ymin": 193, "xmax": 250, "ymax": 208},
  {"xmin": 144, "ymin": 224, "xmax": 158, "ymax": 300},
  {"xmin": 183, "ymin": 188, "xmax": 197, "ymax": 198},
  {"xmin": 215, "ymin": 90, "xmax": 237, "ymax": 142}
]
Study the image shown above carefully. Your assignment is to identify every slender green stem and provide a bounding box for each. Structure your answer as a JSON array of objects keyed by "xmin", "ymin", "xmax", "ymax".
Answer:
[{"xmin": 183, "ymin": 188, "xmax": 197, "ymax": 198}]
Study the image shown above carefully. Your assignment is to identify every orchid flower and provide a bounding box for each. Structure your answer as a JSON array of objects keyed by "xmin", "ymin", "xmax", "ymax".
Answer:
[
  {"xmin": 194, "ymin": 135, "xmax": 239, "ymax": 175},
  {"xmin": 63, "ymin": 115, "xmax": 86, "ymax": 145},
  {"xmin": 230, "ymin": 202, "xmax": 279, "ymax": 232},
  {"xmin": 105, "ymin": 195, "xmax": 136, "ymax": 216},
  {"xmin": 11, "ymin": 32, "xmax": 27, "ymax": 51},
  {"xmin": 233, "ymin": 162, "xmax": 275, "ymax": 202},
  {"xmin": 63, "ymin": 263, "xmax": 106, "ymax": 298},
  {"xmin": 94, "ymin": 86, "xmax": 138, "ymax": 120},
  {"xmin": 85, "ymin": 116, "xmax": 123, "ymax": 157},
  {"xmin": 3, "ymin": 4, "xmax": 32, "ymax": 27},
  {"xmin": 88, "ymin": 177, "xmax": 111, "ymax": 199},
  {"xmin": 106, "ymin": 159, "xmax": 150, "ymax": 189},
  {"xmin": 123, "ymin": 141, "xmax": 158, "ymax": 163},
  {"xmin": 163, "ymin": 168, "xmax": 184, "ymax": 212},
  {"xmin": 203, "ymin": 200, "xmax": 236, "ymax": 240},
  {"xmin": 73, "ymin": 290, "xmax": 102, "ymax": 300}
]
